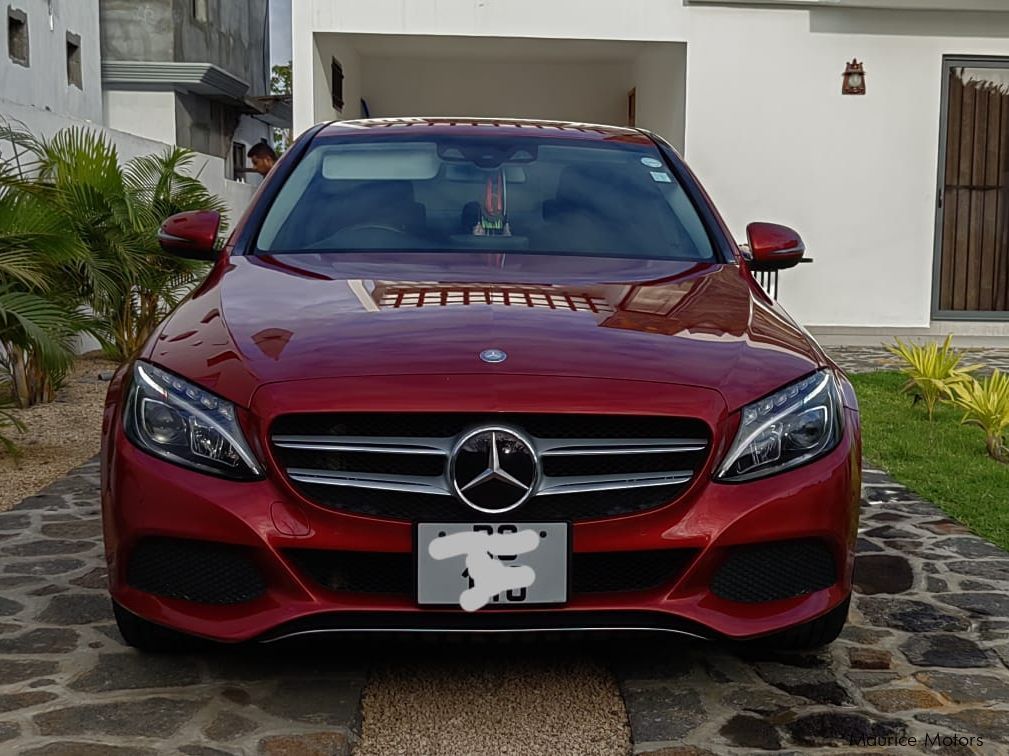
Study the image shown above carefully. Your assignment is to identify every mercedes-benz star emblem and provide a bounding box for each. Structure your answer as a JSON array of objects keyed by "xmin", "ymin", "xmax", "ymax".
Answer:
[
  {"xmin": 480, "ymin": 349, "xmax": 508, "ymax": 364},
  {"xmin": 450, "ymin": 428, "xmax": 539, "ymax": 513}
]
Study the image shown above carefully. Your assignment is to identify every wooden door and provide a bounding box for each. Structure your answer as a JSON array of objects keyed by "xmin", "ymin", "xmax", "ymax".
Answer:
[{"xmin": 937, "ymin": 66, "xmax": 1009, "ymax": 315}]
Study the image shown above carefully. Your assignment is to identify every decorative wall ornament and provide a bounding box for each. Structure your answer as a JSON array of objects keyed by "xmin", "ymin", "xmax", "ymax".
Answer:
[{"xmin": 843, "ymin": 59, "xmax": 866, "ymax": 96}]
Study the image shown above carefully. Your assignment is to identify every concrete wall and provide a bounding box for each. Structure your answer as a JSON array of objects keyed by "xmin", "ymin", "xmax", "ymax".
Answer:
[
  {"xmin": 359, "ymin": 56, "xmax": 631, "ymax": 126},
  {"xmin": 172, "ymin": 0, "xmax": 271, "ymax": 96},
  {"xmin": 102, "ymin": 90, "xmax": 178, "ymax": 145},
  {"xmin": 631, "ymin": 45, "xmax": 687, "ymax": 153},
  {"xmin": 99, "ymin": 0, "xmax": 174, "ymax": 61},
  {"xmin": 0, "ymin": 97, "xmax": 255, "ymax": 223},
  {"xmin": 1, "ymin": 0, "xmax": 102, "ymax": 123},
  {"xmin": 685, "ymin": 6, "xmax": 1009, "ymax": 328},
  {"xmin": 101, "ymin": 0, "xmax": 269, "ymax": 97},
  {"xmin": 294, "ymin": 0, "xmax": 1009, "ymax": 330},
  {"xmin": 317, "ymin": 35, "xmax": 358, "ymax": 122},
  {"xmin": 100, "ymin": 0, "xmax": 272, "ymax": 160}
]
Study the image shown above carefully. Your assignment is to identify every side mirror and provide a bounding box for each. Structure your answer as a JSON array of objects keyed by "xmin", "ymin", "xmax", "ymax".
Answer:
[
  {"xmin": 745, "ymin": 222, "xmax": 805, "ymax": 271},
  {"xmin": 158, "ymin": 210, "xmax": 222, "ymax": 260}
]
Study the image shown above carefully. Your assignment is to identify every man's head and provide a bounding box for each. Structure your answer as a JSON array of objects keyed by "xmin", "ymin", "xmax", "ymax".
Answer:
[{"xmin": 248, "ymin": 142, "xmax": 277, "ymax": 176}]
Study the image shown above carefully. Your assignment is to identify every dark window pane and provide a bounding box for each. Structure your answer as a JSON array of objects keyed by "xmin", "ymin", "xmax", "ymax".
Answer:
[{"xmin": 257, "ymin": 136, "xmax": 716, "ymax": 262}]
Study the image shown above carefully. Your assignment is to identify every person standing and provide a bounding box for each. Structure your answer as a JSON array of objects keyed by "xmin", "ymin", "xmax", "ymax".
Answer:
[{"xmin": 248, "ymin": 142, "xmax": 277, "ymax": 177}]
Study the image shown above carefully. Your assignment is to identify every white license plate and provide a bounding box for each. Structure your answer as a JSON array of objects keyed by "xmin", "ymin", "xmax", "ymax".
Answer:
[{"xmin": 416, "ymin": 522, "xmax": 568, "ymax": 608}]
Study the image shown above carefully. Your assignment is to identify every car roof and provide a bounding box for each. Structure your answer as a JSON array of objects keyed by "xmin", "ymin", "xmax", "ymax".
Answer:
[{"xmin": 315, "ymin": 117, "xmax": 655, "ymax": 145}]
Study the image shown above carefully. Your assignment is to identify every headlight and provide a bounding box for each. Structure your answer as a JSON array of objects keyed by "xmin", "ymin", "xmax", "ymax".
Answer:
[
  {"xmin": 716, "ymin": 370, "xmax": 842, "ymax": 482},
  {"xmin": 124, "ymin": 361, "xmax": 263, "ymax": 480}
]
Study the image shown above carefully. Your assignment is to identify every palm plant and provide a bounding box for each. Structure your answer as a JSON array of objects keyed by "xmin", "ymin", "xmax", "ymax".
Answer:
[
  {"xmin": 0, "ymin": 122, "xmax": 226, "ymax": 364},
  {"xmin": 949, "ymin": 370, "xmax": 1009, "ymax": 463},
  {"xmin": 886, "ymin": 335, "xmax": 980, "ymax": 420},
  {"xmin": 115, "ymin": 148, "xmax": 227, "ymax": 358},
  {"xmin": 0, "ymin": 163, "xmax": 92, "ymax": 407}
]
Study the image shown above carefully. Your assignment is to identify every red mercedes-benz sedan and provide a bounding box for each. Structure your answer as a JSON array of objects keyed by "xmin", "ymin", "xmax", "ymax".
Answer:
[{"xmin": 101, "ymin": 118, "xmax": 860, "ymax": 651}]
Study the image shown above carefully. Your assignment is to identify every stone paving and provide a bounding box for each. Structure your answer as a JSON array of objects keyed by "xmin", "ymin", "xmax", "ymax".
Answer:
[
  {"xmin": 0, "ymin": 459, "xmax": 366, "ymax": 755},
  {"xmin": 829, "ymin": 345, "xmax": 1009, "ymax": 375},
  {"xmin": 614, "ymin": 468, "xmax": 1009, "ymax": 754},
  {"xmin": 3, "ymin": 458, "xmax": 1009, "ymax": 753}
]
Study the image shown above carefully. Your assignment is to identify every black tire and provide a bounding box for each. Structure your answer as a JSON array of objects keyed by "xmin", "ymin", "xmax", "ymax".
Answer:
[
  {"xmin": 748, "ymin": 595, "xmax": 851, "ymax": 651},
  {"xmin": 113, "ymin": 602, "xmax": 205, "ymax": 653}
]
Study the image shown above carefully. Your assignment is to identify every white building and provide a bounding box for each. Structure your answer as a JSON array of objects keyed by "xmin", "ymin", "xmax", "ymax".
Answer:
[
  {"xmin": 292, "ymin": 0, "xmax": 1009, "ymax": 342},
  {"xmin": 1, "ymin": 0, "xmax": 287, "ymax": 221}
]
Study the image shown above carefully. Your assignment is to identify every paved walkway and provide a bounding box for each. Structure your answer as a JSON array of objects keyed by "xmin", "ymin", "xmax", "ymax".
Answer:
[
  {"xmin": 829, "ymin": 345, "xmax": 1009, "ymax": 375},
  {"xmin": 3, "ymin": 461, "xmax": 1009, "ymax": 753}
]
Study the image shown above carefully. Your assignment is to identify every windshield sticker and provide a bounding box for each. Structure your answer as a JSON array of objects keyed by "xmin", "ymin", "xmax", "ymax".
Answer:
[
  {"xmin": 650, "ymin": 171, "xmax": 672, "ymax": 183},
  {"xmin": 641, "ymin": 157, "xmax": 663, "ymax": 168}
]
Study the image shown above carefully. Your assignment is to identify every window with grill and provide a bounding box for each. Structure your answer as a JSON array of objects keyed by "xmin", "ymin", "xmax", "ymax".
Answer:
[
  {"xmin": 231, "ymin": 142, "xmax": 247, "ymax": 182},
  {"xmin": 66, "ymin": 32, "xmax": 81, "ymax": 88},
  {"xmin": 7, "ymin": 7, "xmax": 28, "ymax": 67}
]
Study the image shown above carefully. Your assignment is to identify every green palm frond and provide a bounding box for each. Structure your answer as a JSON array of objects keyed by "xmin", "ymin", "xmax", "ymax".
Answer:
[{"xmin": 1, "ymin": 122, "xmax": 227, "ymax": 370}]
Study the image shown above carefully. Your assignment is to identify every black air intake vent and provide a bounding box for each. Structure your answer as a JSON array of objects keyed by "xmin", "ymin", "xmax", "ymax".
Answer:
[
  {"xmin": 126, "ymin": 537, "xmax": 265, "ymax": 605},
  {"xmin": 711, "ymin": 539, "xmax": 837, "ymax": 603}
]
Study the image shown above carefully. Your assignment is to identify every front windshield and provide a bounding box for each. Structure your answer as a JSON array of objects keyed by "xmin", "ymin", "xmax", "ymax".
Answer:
[{"xmin": 256, "ymin": 135, "xmax": 717, "ymax": 261}]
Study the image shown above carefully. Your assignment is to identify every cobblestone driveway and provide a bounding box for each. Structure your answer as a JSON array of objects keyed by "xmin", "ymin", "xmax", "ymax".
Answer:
[{"xmin": 3, "ymin": 457, "xmax": 1009, "ymax": 754}]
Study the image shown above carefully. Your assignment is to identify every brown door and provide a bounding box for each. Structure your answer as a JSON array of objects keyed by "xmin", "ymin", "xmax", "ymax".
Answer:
[{"xmin": 936, "ymin": 64, "xmax": 1009, "ymax": 315}]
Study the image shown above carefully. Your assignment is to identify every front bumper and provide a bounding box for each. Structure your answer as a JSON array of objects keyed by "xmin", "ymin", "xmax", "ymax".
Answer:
[{"xmin": 103, "ymin": 404, "xmax": 859, "ymax": 644}]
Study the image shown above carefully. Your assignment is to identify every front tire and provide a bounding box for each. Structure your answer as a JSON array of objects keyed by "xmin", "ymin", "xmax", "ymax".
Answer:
[
  {"xmin": 749, "ymin": 595, "xmax": 851, "ymax": 651},
  {"xmin": 113, "ymin": 602, "xmax": 204, "ymax": 653}
]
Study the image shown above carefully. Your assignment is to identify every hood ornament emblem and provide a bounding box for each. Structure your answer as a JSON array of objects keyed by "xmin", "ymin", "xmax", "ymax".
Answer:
[{"xmin": 480, "ymin": 349, "xmax": 508, "ymax": 364}]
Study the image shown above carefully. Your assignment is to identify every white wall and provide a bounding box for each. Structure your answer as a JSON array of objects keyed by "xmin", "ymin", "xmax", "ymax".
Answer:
[
  {"xmin": 0, "ymin": 0, "xmax": 103, "ymax": 123},
  {"xmin": 292, "ymin": 0, "xmax": 694, "ymax": 136},
  {"xmin": 685, "ymin": 7, "xmax": 1009, "ymax": 328},
  {"xmin": 0, "ymin": 98, "xmax": 255, "ymax": 223},
  {"xmin": 359, "ymin": 56, "xmax": 630, "ymax": 125},
  {"xmin": 632, "ymin": 45, "xmax": 687, "ymax": 152},
  {"xmin": 295, "ymin": 0, "xmax": 1009, "ymax": 328},
  {"xmin": 102, "ymin": 90, "xmax": 178, "ymax": 145},
  {"xmin": 316, "ymin": 36, "xmax": 359, "ymax": 122}
]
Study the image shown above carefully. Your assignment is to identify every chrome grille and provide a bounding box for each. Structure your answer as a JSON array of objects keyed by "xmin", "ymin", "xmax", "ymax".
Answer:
[{"xmin": 271, "ymin": 414, "xmax": 709, "ymax": 522}]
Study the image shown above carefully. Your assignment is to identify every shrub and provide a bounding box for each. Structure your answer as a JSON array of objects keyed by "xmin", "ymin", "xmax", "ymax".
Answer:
[
  {"xmin": 1, "ymin": 121, "xmax": 227, "ymax": 375},
  {"xmin": 0, "ymin": 172, "xmax": 92, "ymax": 407},
  {"xmin": 0, "ymin": 409, "xmax": 25, "ymax": 457},
  {"xmin": 886, "ymin": 335, "xmax": 979, "ymax": 420},
  {"xmin": 950, "ymin": 370, "xmax": 1009, "ymax": 463}
]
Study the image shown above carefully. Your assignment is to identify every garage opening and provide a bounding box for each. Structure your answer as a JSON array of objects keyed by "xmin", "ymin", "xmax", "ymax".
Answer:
[{"xmin": 311, "ymin": 33, "xmax": 688, "ymax": 152}]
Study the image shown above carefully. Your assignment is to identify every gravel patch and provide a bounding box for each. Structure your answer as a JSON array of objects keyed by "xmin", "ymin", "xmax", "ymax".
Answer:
[
  {"xmin": 1, "ymin": 356, "xmax": 119, "ymax": 512},
  {"xmin": 357, "ymin": 647, "xmax": 630, "ymax": 756}
]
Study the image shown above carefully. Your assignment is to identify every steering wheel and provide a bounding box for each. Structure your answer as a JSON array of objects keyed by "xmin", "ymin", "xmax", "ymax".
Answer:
[{"xmin": 341, "ymin": 223, "xmax": 408, "ymax": 234}]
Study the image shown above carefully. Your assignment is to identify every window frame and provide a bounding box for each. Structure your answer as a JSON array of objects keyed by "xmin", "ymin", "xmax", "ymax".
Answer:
[
  {"xmin": 7, "ymin": 7, "xmax": 29, "ymax": 68},
  {"xmin": 931, "ymin": 54, "xmax": 1009, "ymax": 321},
  {"xmin": 65, "ymin": 31, "xmax": 82, "ymax": 89},
  {"xmin": 331, "ymin": 58, "xmax": 345, "ymax": 111}
]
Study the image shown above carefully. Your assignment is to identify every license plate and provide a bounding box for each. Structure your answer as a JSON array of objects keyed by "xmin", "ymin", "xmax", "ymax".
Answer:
[{"xmin": 416, "ymin": 522, "xmax": 568, "ymax": 608}]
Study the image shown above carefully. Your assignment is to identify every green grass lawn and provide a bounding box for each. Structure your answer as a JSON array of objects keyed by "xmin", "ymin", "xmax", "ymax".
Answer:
[{"xmin": 850, "ymin": 371, "xmax": 1009, "ymax": 550}]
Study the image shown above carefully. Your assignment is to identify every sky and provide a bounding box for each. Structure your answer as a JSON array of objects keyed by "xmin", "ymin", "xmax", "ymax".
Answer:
[{"xmin": 269, "ymin": 0, "xmax": 293, "ymax": 67}]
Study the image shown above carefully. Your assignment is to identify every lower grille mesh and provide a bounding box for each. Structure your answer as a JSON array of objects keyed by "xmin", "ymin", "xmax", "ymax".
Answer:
[
  {"xmin": 126, "ymin": 537, "xmax": 266, "ymax": 605},
  {"xmin": 286, "ymin": 548, "xmax": 696, "ymax": 597},
  {"xmin": 710, "ymin": 539, "xmax": 836, "ymax": 603}
]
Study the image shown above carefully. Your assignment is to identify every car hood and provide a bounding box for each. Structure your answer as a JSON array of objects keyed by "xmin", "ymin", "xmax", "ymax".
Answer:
[{"xmin": 148, "ymin": 252, "xmax": 826, "ymax": 409}]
